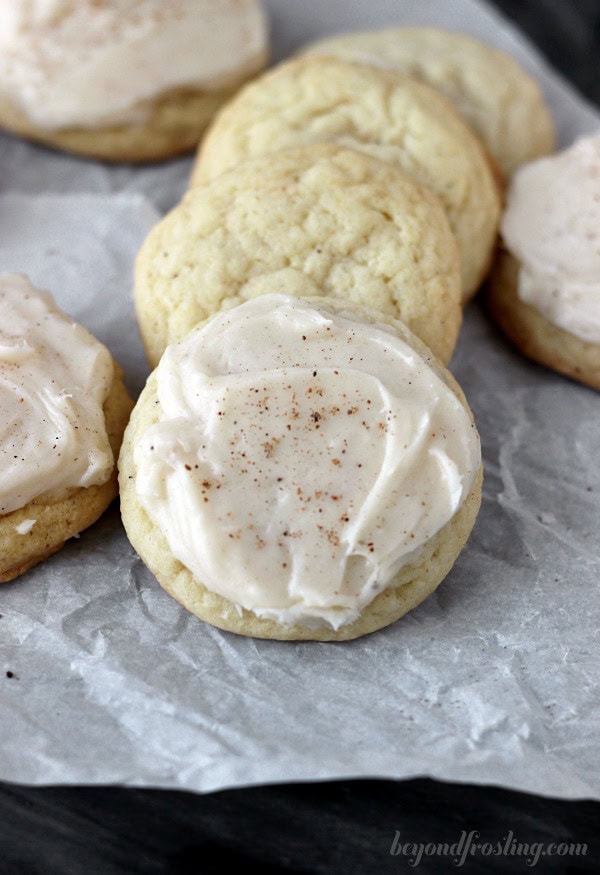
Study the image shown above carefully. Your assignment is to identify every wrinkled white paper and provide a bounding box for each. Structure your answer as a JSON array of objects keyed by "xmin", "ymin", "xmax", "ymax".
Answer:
[{"xmin": 0, "ymin": 0, "xmax": 598, "ymax": 799}]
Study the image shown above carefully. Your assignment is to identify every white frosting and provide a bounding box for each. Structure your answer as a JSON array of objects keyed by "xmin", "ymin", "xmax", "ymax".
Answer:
[
  {"xmin": 15, "ymin": 518, "xmax": 36, "ymax": 534},
  {"xmin": 0, "ymin": 0, "xmax": 268, "ymax": 129},
  {"xmin": 502, "ymin": 133, "xmax": 600, "ymax": 344},
  {"xmin": 134, "ymin": 295, "xmax": 480, "ymax": 630},
  {"xmin": 0, "ymin": 274, "xmax": 114, "ymax": 516}
]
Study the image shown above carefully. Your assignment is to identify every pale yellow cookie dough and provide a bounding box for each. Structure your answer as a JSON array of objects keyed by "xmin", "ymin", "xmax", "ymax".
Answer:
[
  {"xmin": 0, "ymin": 64, "xmax": 268, "ymax": 163},
  {"xmin": 136, "ymin": 143, "xmax": 462, "ymax": 367},
  {"xmin": 0, "ymin": 364, "xmax": 133, "ymax": 583},
  {"xmin": 302, "ymin": 27, "xmax": 556, "ymax": 179},
  {"xmin": 487, "ymin": 251, "xmax": 600, "ymax": 390},
  {"xmin": 119, "ymin": 298, "xmax": 483, "ymax": 642},
  {"xmin": 192, "ymin": 56, "xmax": 502, "ymax": 299}
]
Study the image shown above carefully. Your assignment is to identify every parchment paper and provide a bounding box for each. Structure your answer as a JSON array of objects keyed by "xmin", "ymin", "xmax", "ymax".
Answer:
[{"xmin": 0, "ymin": 0, "xmax": 598, "ymax": 799}]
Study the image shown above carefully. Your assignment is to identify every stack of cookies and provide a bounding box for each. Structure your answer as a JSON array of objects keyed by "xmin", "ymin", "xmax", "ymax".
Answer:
[
  {"xmin": 119, "ymin": 28, "xmax": 556, "ymax": 641},
  {"xmin": 5, "ymin": 18, "xmax": 580, "ymax": 644}
]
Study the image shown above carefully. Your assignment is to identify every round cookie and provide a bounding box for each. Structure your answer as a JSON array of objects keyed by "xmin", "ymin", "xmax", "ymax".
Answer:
[
  {"xmin": 488, "ymin": 133, "xmax": 600, "ymax": 390},
  {"xmin": 487, "ymin": 251, "xmax": 600, "ymax": 390},
  {"xmin": 136, "ymin": 144, "xmax": 463, "ymax": 367},
  {"xmin": 119, "ymin": 297, "xmax": 483, "ymax": 642},
  {"xmin": 192, "ymin": 56, "xmax": 502, "ymax": 299},
  {"xmin": 0, "ymin": 363, "xmax": 132, "ymax": 583},
  {"xmin": 0, "ymin": 0, "xmax": 268, "ymax": 163},
  {"xmin": 0, "ymin": 82, "xmax": 267, "ymax": 164},
  {"xmin": 302, "ymin": 27, "xmax": 556, "ymax": 179}
]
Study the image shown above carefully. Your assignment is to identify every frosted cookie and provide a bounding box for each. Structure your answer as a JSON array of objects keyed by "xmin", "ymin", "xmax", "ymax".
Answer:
[
  {"xmin": 0, "ymin": 274, "xmax": 133, "ymax": 582},
  {"xmin": 119, "ymin": 295, "xmax": 482, "ymax": 641},
  {"xmin": 302, "ymin": 27, "xmax": 555, "ymax": 179},
  {"xmin": 136, "ymin": 144, "xmax": 462, "ymax": 368},
  {"xmin": 0, "ymin": 0, "xmax": 269, "ymax": 162},
  {"xmin": 192, "ymin": 56, "xmax": 502, "ymax": 299},
  {"xmin": 487, "ymin": 133, "xmax": 600, "ymax": 390}
]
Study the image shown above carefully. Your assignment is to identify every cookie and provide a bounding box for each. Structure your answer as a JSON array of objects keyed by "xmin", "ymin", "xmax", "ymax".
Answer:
[
  {"xmin": 119, "ymin": 295, "xmax": 483, "ymax": 641},
  {"xmin": 136, "ymin": 144, "xmax": 462, "ymax": 367},
  {"xmin": 0, "ymin": 274, "xmax": 133, "ymax": 582},
  {"xmin": 302, "ymin": 27, "xmax": 555, "ymax": 178},
  {"xmin": 488, "ymin": 134, "xmax": 600, "ymax": 389},
  {"xmin": 487, "ymin": 252, "xmax": 600, "ymax": 390},
  {"xmin": 192, "ymin": 56, "xmax": 501, "ymax": 299},
  {"xmin": 0, "ymin": 0, "xmax": 268, "ymax": 162}
]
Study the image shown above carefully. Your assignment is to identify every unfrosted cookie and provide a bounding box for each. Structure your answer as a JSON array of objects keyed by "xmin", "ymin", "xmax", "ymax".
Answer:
[
  {"xmin": 0, "ymin": 0, "xmax": 268, "ymax": 162},
  {"xmin": 119, "ymin": 295, "xmax": 482, "ymax": 642},
  {"xmin": 136, "ymin": 144, "xmax": 462, "ymax": 367},
  {"xmin": 192, "ymin": 56, "xmax": 502, "ymax": 299},
  {"xmin": 0, "ymin": 274, "xmax": 133, "ymax": 582},
  {"xmin": 488, "ymin": 134, "xmax": 600, "ymax": 390},
  {"xmin": 302, "ymin": 27, "xmax": 555, "ymax": 178}
]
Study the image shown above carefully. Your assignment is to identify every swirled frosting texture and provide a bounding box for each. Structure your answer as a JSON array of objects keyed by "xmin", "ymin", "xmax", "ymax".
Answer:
[
  {"xmin": 0, "ymin": 274, "xmax": 114, "ymax": 515},
  {"xmin": 0, "ymin": 0, "xmax": 268, "ymax": 129},
  {"xmin": 502, "ymin": 133, "xmax": 600, "ymax": 344},
  {"xmin": 134, "ymin": 296, "xmax": 480, "ymax": 629}
]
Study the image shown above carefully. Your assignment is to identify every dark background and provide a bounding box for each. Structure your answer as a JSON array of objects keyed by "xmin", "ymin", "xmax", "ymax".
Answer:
[{"xmin": 1, "ymin": 2, "xmax": 599, "ymax": 872}]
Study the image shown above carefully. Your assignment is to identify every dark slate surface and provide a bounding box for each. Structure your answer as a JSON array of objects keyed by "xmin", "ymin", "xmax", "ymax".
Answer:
[
  {"xmin": 1, "ymin": 2, "xmax": 599, "ymax": 873},
  {"xmin": 0, "ymin": 779, "xmax": 599, "ymax": 874}
]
